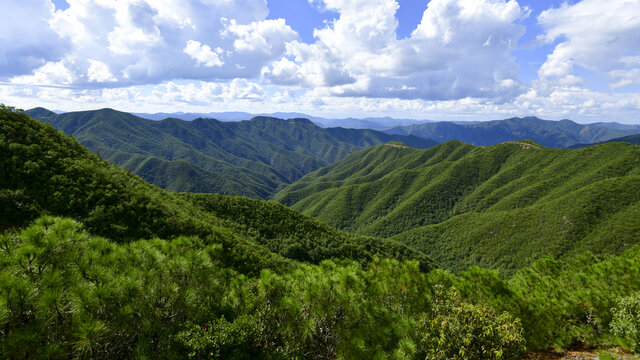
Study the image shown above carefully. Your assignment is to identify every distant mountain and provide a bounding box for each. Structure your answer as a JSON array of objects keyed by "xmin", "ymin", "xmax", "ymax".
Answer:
[
  {"xmin": 275, "ymin": 140, "xmax": 640, "ymax": 274},
  {"xmin": 569, "ymin": 133, "xmax": 640, "ymax": 148},
  {"xmin": 132, "ymin": 111, "xmax": 255, "ymax": 121},
  {"xmin": 587, "ymin": 122, "xmax": 640, "ymax": 132},
  {"xmin": 132, "ymin": 110, "xmax": 431, "ymax": 129},
  {"xmin": 27, "ymin": 108, "xmax": 437, "ymax": 198},
  {"xmin": 384, "ymin": 116, "xmax": 637, "ymax": 148}
]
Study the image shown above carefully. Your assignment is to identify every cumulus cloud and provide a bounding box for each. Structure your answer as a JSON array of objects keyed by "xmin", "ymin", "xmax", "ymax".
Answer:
[
  {"xmin": 184, "ymin": 40, "xmax": 224, "ymax": 67},
  {"xmin": 537, "ymin": 0, "xmax": 640, "ymax": 88},
  {"xmin": 4, "ymin": 0, "xmax": 297, "ymax": 87},
  {"xmin": 87, "ymin": 60, "xmax": 117, "ymax": 83},
  {"xmin": 263, "ymin": 0, "xmax": 529, "ymax": 101}
]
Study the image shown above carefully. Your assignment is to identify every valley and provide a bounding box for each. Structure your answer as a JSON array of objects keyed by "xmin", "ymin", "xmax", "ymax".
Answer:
[{"xmin": 2, "ymin": 105, "xmax": 640, "ymax": 359}]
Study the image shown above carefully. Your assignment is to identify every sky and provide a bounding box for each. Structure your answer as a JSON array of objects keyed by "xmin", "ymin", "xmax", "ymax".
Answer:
[{"xmin": 1, "ymin": 0, "xmax": 639, "ymax": 123}]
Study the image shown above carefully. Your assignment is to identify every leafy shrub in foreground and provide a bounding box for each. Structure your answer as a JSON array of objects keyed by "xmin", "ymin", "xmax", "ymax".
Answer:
[
  {"xmin": 416, "ymin": 286, "xmax": 525, "ymax": 359},
  {"xmin": 611, "ymin": 293, "xmax": 640, "ymax": 353}
]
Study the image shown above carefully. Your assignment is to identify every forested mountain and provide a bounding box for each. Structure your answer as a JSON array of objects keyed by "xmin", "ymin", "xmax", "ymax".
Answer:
[
  {"xmin": 27, "ymin": 107, "xmax": 437, "ymax": 198},
  {"xmin": 570, "ymin": 133, "xmax": 640, "ymax": 148},
  {"xmin": 1, "ymin": 106, "xmax": 435, "ymax": 271},
  {"xmin": 3, "ymin": 105, "xmax": 640, "ymax": 358},
  {"xmin": 276, "ymin": 140, "xmax": 640, "ymax": 274},
  {"xmin": 384, "ymin": 116, "xmax": 636, "ymax": 148}
]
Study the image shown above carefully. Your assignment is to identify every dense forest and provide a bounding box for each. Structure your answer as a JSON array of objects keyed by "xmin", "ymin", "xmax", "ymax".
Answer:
[
  {"xmin": 26, "ymin": 108, "xmax": 436, "ymax": 198},
  {"xmin": 276, "ymin": 140, "xmax": 640, "ymax": 274},
  {"xmin": 2, "ymin": 105, "xmax": 640, "ymax": 358}
]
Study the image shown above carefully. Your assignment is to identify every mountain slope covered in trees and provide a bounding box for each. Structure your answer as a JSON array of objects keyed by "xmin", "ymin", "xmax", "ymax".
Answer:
[
  {"xmin": 1, "ymin": 106, "xmax": 436, "ymax": 272},
  {"xmin": 276, "ymin": 140, "xmax": 640, "ymax": 274},
  {"xmin": 26, "ymin": 108, "xmax": 437, "ymax": 198},
  {"xmin": 384, "ymin": 116, "xmax": 636, "ymax": 148},
  {"xmin": 3, "ymin": 105, "xmax": 640, "ymax": 358}
]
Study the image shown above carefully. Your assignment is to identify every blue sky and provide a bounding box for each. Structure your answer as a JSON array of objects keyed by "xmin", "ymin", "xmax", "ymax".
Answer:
[{"xmin": 2, "ymin": 0, "xmax": 640, "ymax": 123}]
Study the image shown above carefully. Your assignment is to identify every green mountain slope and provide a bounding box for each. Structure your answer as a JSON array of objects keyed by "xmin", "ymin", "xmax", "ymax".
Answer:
[
  {"xmin": 26, "ymin": 108, "xmax": 437, "ymax": 198},
  {"xmin": 0, "ymin": 106, "xmax": 436, "ymax": 272},
  {"xmin": 5, "ymin": 105, "xmax": 640, "ymax": 358},
  {"xmin": 276, "ymin": 140, "xmax": 640, "ymax": 274},
  {"xmin": 384, "ymin": 116, "xmax": 635, "ymax": 148}
]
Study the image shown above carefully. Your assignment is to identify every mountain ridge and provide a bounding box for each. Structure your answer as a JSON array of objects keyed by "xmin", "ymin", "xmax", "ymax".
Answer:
[
  {"xmin": 27, "ymin": 107, "xmax": 437, "ymax": 198},
  {"xmin": 384, "ymin": 116, "xmax": 638, "ymax": 148},
  {"xmin": 275, "ymin": 138, "xmax": 640, "ymax": 274}
]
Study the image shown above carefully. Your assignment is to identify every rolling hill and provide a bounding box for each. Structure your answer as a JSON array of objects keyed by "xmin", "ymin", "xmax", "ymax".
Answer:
[
  {"xmin": 4, "ymin": 105, "xmax": 640, "ymax": 357},
  {"xmin": 26, "ymin": 108, "xmax": 437, "ymax": 198},
  {"xmin": 1, "ymin": 106, "xmax": 436, "ymax": 272},
  {"xmin": 384, "ymin": 116, "xmax": 637, "ymax": 148},
  {"xmin": 275, "ymin": 140, "xmax": 640, "ymax": 274}
]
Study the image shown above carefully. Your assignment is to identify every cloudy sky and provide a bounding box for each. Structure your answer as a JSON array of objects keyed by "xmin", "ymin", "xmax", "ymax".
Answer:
[{"xmin": 1, "ymin": 0, "xmax": 639, "ymax": 123}]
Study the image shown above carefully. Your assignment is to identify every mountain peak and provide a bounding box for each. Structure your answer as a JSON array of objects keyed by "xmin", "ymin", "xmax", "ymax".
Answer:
[{"xmin": 26, "ymin": 107, "xmax": 57, "ymax": 118}]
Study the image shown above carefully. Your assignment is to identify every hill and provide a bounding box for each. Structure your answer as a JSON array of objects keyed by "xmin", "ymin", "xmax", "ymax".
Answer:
[
  {"xmin": 275, "ymin": 140, "xmax": 640, "ymax": 274},
  {"xmin": 27, "ymin": 108, "xmax": 437, "ymax": 198},
  {"xmin": 1, "ymin": 105, "xmax": 436, "ymax": 272},
  {"xmin": 4, "ymin": 105, "xmax": 640, "ymax": 357},
  {"xmin": 384, "ymin": 116, "xmax": 636, "ymax": 148},
  {"xmin": 569, "ymin": 133, "xmax": 640, "ymax": 148}
]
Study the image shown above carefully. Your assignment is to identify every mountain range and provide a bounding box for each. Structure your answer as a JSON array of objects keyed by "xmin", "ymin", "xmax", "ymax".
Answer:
[
  {"xmin": 132, "ymin": 110, "xmax": 433, "ymax": 129},
  {"xmin": 384, "ymin": 116, "xmax": 640, "ymax": 148},
  {"xmin": 1, "ymin": 106, "xmax": 435, "ymax": 271},
  {"xmin": 275, "ymin": 140, "xmax": 640, "ymax": 274},
  {"xmin": 27, "ymin": 107, "xmax": 436, "ymax": 198},
  {"xmin": 4, "ymin": 105, "xmax": 640, "ymax": 358}
]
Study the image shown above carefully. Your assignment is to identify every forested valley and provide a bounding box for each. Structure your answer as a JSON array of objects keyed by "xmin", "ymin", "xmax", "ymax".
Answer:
[{"xmin": 2, "ymin": 105, "xmax": 640, "ymax": 359}]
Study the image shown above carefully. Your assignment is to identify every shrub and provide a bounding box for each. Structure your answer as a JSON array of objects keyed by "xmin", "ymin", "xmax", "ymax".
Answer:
[
  {"xmin": 610, "ymin": 293, "xmax": 640, "ymax": 353},
  {"xmin": 415, "ymin": 286, "xmax": 526, "ymax": 360}
]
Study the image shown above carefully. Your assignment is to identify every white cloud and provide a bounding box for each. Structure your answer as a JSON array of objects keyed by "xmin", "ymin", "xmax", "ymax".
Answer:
[
  {"xmin": 87, "ymin": 60, "xmax": 117, "ymax": 82},
  {"xmin": 10, "ymin": 61, "xmax": 76, "ymax": 86},
  {"xmin": 4, "ymin": 0, "xmax": 296, "ymax": 86},
  {"xmin": 538, "ymin": 0, "xmax": 640, "ymax": 89},
  {"xmin": 222, "ymin": 18, "xmax": 297, "ymax": 56},
  {"xmin": 184, "ymin": 40, "xmax": 224, "ymax": 67},
  {"xmin": 264, "ymin": 0, "xmax": 529, "ymax": 101}
]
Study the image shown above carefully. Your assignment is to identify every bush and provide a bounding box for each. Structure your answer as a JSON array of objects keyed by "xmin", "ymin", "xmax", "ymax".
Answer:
[
  {"xmin": 610, "ymin": 293, "xmax": 640, "ymax": 353},
  {"xmin": 415, "ymin": 286, "xmax": 526, "ymax": 360}
]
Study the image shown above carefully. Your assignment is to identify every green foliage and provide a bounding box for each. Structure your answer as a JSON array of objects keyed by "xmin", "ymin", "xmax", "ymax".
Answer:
[
  {"xmin": 0, "ymin": 106, "xmax": 434, "ymax": 272},
  {"xmin": 3, "ymin": 217, "xmax": 640, "ymax": 358},
  {"xmin": 0, "ymin": 217, "xmax": 516, "ymax": 359},
  {"xmin": 5, "ymin": 104, "xmax": 640, "ymax": 357},
  {"xmin": 611, "ymin": 293, "xmax": 640, "ymax": 353},
  {"xmin": 416, "ymin": 286, "xmax": 525, "ymax": 359},
  {"xmin": 277, "ymin": 139, "xmax": 640, "ymax": 274},
  {"xmin": 447, "ymin": 247, "xmax": 640, "ymax": 350},
  {"xmin": 26, "ymin": 108, "xmax": 435, "ymax": 198}
]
